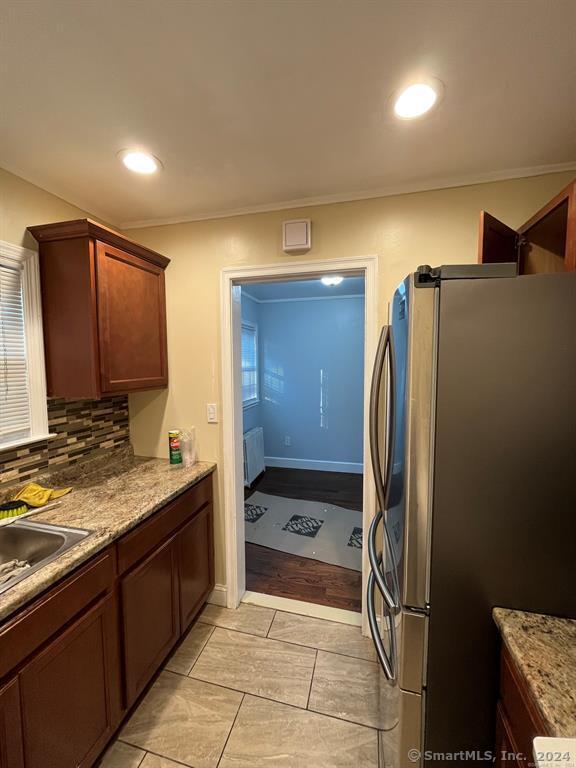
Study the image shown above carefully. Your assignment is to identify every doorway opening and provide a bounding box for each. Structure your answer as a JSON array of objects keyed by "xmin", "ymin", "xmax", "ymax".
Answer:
[
  {"xmin": 220, "ymin": 256, "xmax": 378, "ymax": 628},
  {"xmin": 240, "ymin": 275, "xmax": 365, "ymax": 612}
]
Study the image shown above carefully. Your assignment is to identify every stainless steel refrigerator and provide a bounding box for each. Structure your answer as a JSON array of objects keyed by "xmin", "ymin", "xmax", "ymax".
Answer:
[{"xmin": 367, "ymin": 264, "xmax": 576, "ymax": 768}]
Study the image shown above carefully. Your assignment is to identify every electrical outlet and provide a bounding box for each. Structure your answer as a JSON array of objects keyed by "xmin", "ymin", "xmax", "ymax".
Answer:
[
  {"xmin": 207, "ymin": 403, "xmax": 218, "ymax": 423},
  {"xmin": 284, "ymin": 435, "xmax": 291, "ymax": 446}
]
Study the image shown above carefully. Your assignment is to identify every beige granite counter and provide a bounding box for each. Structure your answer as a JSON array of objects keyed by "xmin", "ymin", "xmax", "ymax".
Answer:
[
  {"xmin": 493, "ymin": 607, "xmax": 576, "ymax": 738},
  {"xmin": 0, "ymin": 447, "xmax": 216, "ymax": 623}
]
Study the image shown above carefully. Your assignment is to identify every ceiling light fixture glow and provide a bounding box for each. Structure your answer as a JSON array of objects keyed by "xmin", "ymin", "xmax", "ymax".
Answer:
[
  {"xmin": 119, "ymin": 150, "xmax": 161, "ymax": 174},
  {"xmin": 321, "ymin": 276, "xmax": 344, "ymax": 287},
  {"xmin": 393, "ymin": 82, "xmax": 439, "ymax": 119}
]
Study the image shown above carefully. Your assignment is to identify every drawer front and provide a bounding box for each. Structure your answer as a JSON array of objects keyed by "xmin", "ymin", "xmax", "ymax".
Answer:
[
  {"xmin": 0, "ymin": 549, "xmax": 115, "ymax": 679},
  {"xmin": 118, "ymin": 476, "xmax": 212, "ymax": 573},
  {"xmin": 499, "ymin": 644, "xmax": 550, "ymax": 763}
]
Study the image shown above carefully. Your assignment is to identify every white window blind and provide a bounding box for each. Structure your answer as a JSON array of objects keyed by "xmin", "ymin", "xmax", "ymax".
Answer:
[
  {"xmin": 0, "ymin": 261, "xmax": 31, "ymax": 445},
  {"xmin": 241, "ymin": 321, "xmax": 259, "ymax": 406}
]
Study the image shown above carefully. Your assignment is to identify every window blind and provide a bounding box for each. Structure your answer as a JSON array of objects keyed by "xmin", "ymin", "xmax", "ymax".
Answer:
[
  {"xmin": 241, "ymin": 322, "xmax": 259, "ymax": 406},
  {"xmin": 0, "ymin": 261, "xmax": 31, "ymax": 445}
]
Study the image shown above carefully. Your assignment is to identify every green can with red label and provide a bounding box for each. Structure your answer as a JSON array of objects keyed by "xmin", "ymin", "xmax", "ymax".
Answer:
[{"xmin": 168, "ymin": 430, "xmax": 183, "ymax": 465}]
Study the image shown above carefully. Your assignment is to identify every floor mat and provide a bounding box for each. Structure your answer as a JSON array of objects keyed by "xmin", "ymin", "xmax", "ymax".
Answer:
[{"xmin": 244, "ymin": 491, "xmax": 363, "ymax": 571}]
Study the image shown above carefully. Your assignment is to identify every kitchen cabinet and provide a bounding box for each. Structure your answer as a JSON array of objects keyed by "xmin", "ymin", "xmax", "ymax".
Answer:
[
  {"xmin": 178, "ymin": 503, "xmax": 214, "ymax": 631},
  {"xmin": 28, "ymin": 218, "xmax": 169, "ymax": 399},
  {"xmin": 0, "ymin": 678, "xmax": 24, "ymax": 768},
  {"xmin": 121, "ymin": 536, "xmax": 180, "ymax": 706},
  {"xmin": 478, "ymin": 180, "xmax": 576, "ymax": 274},
  {"xmin": 119, "ymin": 477, "xmax": 213, "ymax": 705},
  {"xmin": 19, "ymin": 592, "xmax": 121, "ymax": 768},
  {"xmin": 495, "ymin": 643, "xmax": 552, "ymax": 766},
  {"xmin": 0, "ymin": 472, "xmax": 214, "ymax": 768}
]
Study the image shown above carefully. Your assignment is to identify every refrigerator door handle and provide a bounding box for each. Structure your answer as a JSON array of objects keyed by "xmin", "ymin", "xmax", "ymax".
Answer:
[
  {"xmin": 367, "ymin": 564, "xmax": 397, "ymax": 681},
  {"xmin": 368, "ymin": 325, "xmax": 400, "ymax": 610},
  {"xmin": 368, "ymin": 511, "xmax": 398, "ymax": 610},
  {"xmin": 369, "ymin": 325, "xmax": 395, "ymax": 518}
]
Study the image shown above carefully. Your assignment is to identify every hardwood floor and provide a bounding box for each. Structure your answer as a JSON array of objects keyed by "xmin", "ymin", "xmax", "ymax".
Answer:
[{"xmin": 245, "ymin": 467, "xmax": 363, "ymax": 612}]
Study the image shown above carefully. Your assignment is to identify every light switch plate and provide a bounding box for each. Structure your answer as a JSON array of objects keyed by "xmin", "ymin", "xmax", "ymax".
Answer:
[{"xmin": 207, "ymin": 403, "xmax": 218, "ymax": 423}]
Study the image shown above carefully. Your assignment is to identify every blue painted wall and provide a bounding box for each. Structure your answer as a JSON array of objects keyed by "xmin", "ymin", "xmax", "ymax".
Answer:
[{"xmin": 241, "ymin": 288, "xmax": 364, "ymax": 470}]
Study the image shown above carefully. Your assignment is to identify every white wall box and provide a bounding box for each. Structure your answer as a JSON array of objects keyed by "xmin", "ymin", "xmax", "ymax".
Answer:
[{"xmin": 282, "ymin": 219, "xmax": 311, "ymax": 253}]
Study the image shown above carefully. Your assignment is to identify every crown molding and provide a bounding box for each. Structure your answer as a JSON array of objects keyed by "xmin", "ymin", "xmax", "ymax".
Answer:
[
  {"xmin": 242, "ymin": 291, "xmax": 364, "ymax": 304},
  {"xmin": 120, "ymin": 161, "xmax": 576, "ymax": 230}
]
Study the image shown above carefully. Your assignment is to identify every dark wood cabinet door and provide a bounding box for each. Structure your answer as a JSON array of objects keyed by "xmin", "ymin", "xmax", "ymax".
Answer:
[
  {"xmin": 121, "ymin": 536, "xmax": 180, "ymax": 706},
  {"xmin": 0, "ymin": 679, "xmax": 24, "ymax": 768},
  {"xmin": 478, "ymin": 211, "xmax": 519, "ymax": 265},
  {"xmin": 494, "ymin": 702, "xmax": 521, "ymax": 767},
  {"xmin": 96, "ymin": 241, "xmax": 168, "ymax": 394},
  {"xmin": 19, "ymin": 592, "xmax": 121, "ymax": 768},
  {"xmin": 178, "ymin": 504, "xmax": 214, "ymax": 631}
]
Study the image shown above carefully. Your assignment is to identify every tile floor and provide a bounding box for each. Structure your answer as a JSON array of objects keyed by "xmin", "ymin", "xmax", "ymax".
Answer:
[{"xmin": 100, "ymin": 603, "xmax": 393, "ymax": 768}]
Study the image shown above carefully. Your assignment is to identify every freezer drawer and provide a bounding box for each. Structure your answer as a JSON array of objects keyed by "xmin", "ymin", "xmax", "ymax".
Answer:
[
  {"xmin": 380, "ymin": 688, "xmax": 423, "ymax": 768},
  {"xmin": 398, "ymin": 609, "xmax": 427, "ymax": 694}
]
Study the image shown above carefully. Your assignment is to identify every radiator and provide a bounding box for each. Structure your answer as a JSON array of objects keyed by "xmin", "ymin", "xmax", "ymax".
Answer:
[{"xmin": 243, "ymin": 427, "xmax": 265, "ymax": 487}]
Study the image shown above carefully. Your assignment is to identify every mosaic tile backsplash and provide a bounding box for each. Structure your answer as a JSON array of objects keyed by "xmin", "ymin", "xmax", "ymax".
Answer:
[{"xmin": 0, "ymin": 396, "xmax": 130, "ymax": 485}]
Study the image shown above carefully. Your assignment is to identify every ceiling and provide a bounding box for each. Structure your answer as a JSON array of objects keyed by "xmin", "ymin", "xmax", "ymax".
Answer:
[
  {"xmin": 1, "ymin": 0, "xmax": 575, "ymax": 228},
  {"xmin": 242, "ymin": 277, "xmax": 365, "ymax": 301}
]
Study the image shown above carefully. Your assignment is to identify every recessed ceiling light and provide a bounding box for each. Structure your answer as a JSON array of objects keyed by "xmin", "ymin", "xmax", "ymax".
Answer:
[
  {"xmin": 119, "ymin": 150, "xmax": 162, "ymax": 174},
  {"xmin": 321, "ymin": 276, "xmax": 344, "ymax": 287},
  {"xmin": 393, "ymin": 82, "xmax": 439, "ymax": 120}
]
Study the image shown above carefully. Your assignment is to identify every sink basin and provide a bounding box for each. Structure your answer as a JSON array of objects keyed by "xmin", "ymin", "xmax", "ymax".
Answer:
[{"xmin": 0, "ymin": 520, "xmax": 91, "ymax": 595}]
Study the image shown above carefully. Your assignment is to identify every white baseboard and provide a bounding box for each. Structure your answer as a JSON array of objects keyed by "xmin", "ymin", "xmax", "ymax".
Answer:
[
  {"xmin": 264, "ymin": 456, "xmax": 363, "ymax": 474},
  {"xmin": 208, "ymin": 583, "xmax": 227, "ymax": 607}
]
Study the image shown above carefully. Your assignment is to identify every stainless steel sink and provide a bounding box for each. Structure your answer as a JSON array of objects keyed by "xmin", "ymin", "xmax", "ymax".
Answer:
[{"xmin": 0, "ymin": 520, "xmax": 91, "ymax": 595}]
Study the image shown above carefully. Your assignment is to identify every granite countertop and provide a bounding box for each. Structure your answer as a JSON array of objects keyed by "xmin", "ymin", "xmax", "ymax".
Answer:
[
  {"xmin": 0, "ymin": 446, "xmax": 216, "ymax": 623},
  {"xmin": 493, "ymin": 607, "xmax": 576, "ymax": 738}
]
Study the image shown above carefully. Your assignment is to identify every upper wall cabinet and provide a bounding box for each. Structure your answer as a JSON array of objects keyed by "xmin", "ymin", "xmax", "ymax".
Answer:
[
  {"xmin": 28, "ymin": 219, "xmax": 169, "ymax": 399},
  {"xmin": 478, "ymin": 180, "xmax": 576, "ymax": 274}
]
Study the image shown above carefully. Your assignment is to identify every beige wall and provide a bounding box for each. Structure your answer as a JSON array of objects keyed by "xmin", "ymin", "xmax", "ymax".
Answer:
[
  {"xmin": 0, "ymin": 167, "xmax": 106, "ymax": 249},
  {"xmin": 126, "ymin": 171, "xmax": 574, "ymax": 586},
  {"xmin": 1, "ymin": 165, "xmax": 574, "ymax": 585}
]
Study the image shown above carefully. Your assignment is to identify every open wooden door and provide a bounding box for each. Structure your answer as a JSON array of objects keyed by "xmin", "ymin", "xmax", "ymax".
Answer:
[{"xmin": 477, "ymin": 211, "xmax": 519, "ymax": 265}]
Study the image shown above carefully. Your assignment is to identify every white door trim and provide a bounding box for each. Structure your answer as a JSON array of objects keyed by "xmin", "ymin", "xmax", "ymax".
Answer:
[{"xmin": 220, "ymin": 255, "xmax": 379, "ymax": 635}]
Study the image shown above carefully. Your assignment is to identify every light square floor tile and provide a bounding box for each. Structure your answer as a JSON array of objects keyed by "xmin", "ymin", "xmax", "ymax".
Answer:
[
  {"xmin": 199, "ymin": 603, "xmax": 275, "ymax": 637},
  {"xmin": 190, "ymin": 627, "xmax": 316, "ymax": 707},
  {"xmin": 164, "ymin": 621, "xmax": 214, "ymax": 675},
  {"xmin": 308, "ymin": 650, "xmax": 398, "ymax": 729},
  {"xmin": 98, "ymin": 741, "xmax": 145, "ymax": 767},
  {"xmin": 141, "ymin": 755, "xmax": 186, "ymax": 768},
  {"xmin": 120, "ymin": 671, "xmax": 242, "ymax": 768},
  {"xmin": 268, "ymin": 611, "xmax": 376, "ymax": 661},
  {"xmin": 219, "ymin": 694, "xmax": 378, "ymax": 768}
]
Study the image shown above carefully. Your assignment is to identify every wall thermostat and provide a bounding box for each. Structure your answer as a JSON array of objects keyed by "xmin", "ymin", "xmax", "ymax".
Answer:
[{"xmin": 282, "ymin": 219, "xmax": 311, "ymax": 253}]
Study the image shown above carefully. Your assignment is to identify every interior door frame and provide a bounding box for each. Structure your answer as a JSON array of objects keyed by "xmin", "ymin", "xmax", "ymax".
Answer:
[{"xmin": 220, "ymin": 255, "xmax": 379, "ymax": 634}]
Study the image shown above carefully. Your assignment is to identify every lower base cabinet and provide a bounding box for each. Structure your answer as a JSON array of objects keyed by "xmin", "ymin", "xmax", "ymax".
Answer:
[
  {"xmin": 0, "ymin": 678, "xmax": 24, "ymax": 768},
  {"xmin": 19, "ymin": 592, "xmax": 121, "ymax": 768},
  {"xmin": 495, "ymin": 643, "xmax": 552, "ymax": 766},
  {"xmin": 0, "ymin": 474, "xmax": 214, "ymax": 768},
  {"xmin": 122, "ymin": 537, "xmax": 180, "ymax": 707}
]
